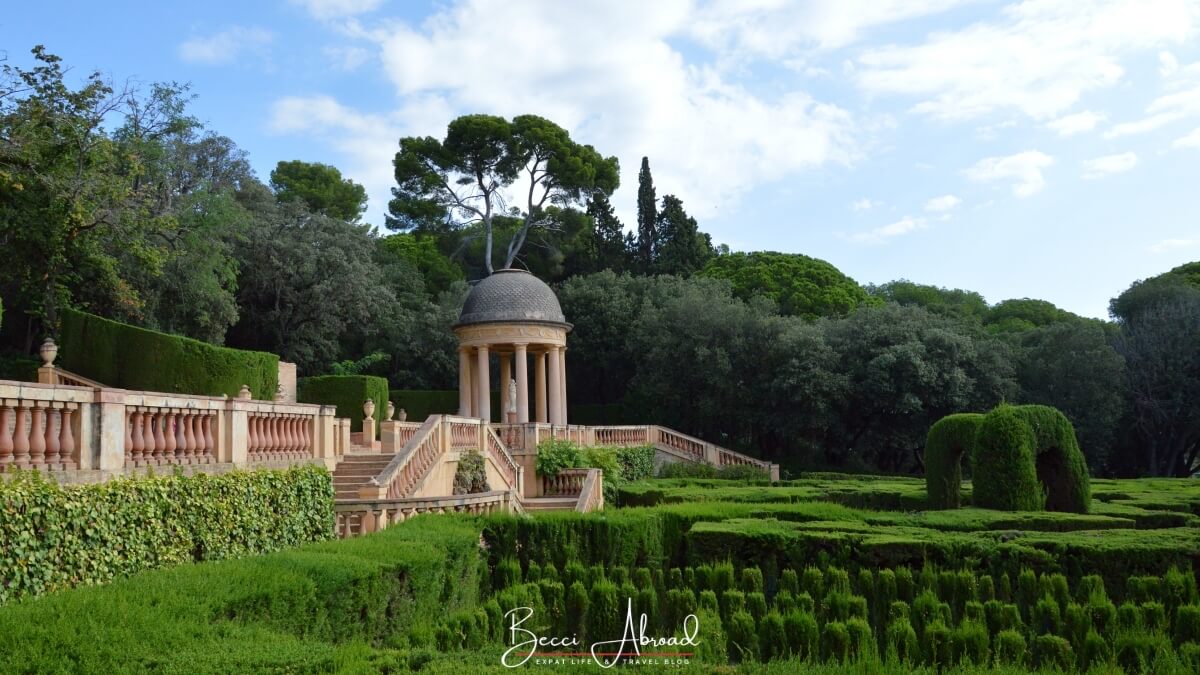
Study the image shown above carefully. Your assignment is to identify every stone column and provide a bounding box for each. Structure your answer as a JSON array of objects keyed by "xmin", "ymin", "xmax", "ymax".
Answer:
[
  {"xmin": 535, "ymin": 351, "xmax": 547, "ymax": 423},
  {"xmin": 547, "ymin": 347, "xmax": 562, "ymax": 425},
  {"xmin": 499, "ymin": 351, "xmax": 511, "ymax": 421},
  {"xmin": 514, "ymin": 343, "xmax": 530, "ymax": 424},
  {"xmin": 559, "ymin": 347, "xmax": 568, "ymax": 425},
  {"xmin": 458, "ymin": 347, "xmax": 471, "ymax": 416},
  {"xmin": 476, "ymin": 345, "xmax": 491, "ymax": 422}
]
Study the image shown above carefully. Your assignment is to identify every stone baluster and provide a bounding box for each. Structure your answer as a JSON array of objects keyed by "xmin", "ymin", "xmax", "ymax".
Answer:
[
  {"xmin": 162, "ymin": 412, "xmax": 177, "ymax": 463},
  {"xmin": 0, "ymin": 404, "xmax": 12, "ymax": 470},
  {"xmin": 130, "ymin": 411, "xmax": 144, "ymax": 465},
  {"xmin": 267, "ymin": 416, "xmax": 278, "ymax": 460},
  {"xmin": 28, "ymin": 404, "xmax": 46, "ymax": 466},
  {"xmin": 60, "ymin": 406, "xmax": 76, "ymax": 470},
  {"xmin": 43, "ymin": 406, "xmax": 61, "ymax": 468},
  {"xmin": 202, "ymin": 414, "xmax": 214, "ymax": 462},
  {"xmin": 12, "ymin": 405, "xmax": 30, "ymax": 468},
  {"xmin": 150, "ymin": 412, "xmax": 165, "ymax": 463},
  {"xmin": 181, "ymin": 412, "xmax": 196, "ymax": 463},
  {"xmin": 287, "ymin": 416, "xmax": 298, "ymax": 458},
  {"xmin": 123, "ymin": 410, "xmax": 135, "ymax": 465}
]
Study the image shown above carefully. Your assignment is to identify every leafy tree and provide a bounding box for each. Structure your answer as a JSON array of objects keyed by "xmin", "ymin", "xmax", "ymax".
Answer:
[
  {"xmin": 868, "ymin": 280, "xmax": 988, "ymax": 321},
  {"xmin": 636, "ymin": 156, "xmax": 657, "ymax": 272},
  {"xmin": 379, "ymin": 233, "xmax": 464, "ymax": 296},
  {"xmin": 388, "ymin": 114, "xmax": 618, "ymax": 274},
  {"xmin": 270, "ymin": 160, "xmax": 367, "ymax": 222},
  {"xmin": 580, "ymin": 194, "xmax": 630, "ymax": 274},
  {"xmin": 700, "ymin": 251, "xmax": 875, "ymax": 319},
  {"xmin": 654, "ymin": 194, "xmax": 713, "ymax": 277},
  {"xmin": 985, "ymin": 299, "xmax": 1078, "ymax": 333},
  {"xmin": 823, "ymin": 304, "xmax": 1016, "ymax": 471},
  {"xmin": 1111, "ymin": 279, "xmax": 1200, "ymax": 476},
  {"xmin": 1013, "ymin": 322, "xmax": 1125, "ymax": 472}
]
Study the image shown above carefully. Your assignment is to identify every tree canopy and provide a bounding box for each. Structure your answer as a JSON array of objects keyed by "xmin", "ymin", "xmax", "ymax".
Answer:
[
  {"xmin": 269, "ymin": 160, "xmax": 367, "ymax": 222},
  {"xmin": 699, "ymin": 251, "xmax": 875, "ymax": 319}
]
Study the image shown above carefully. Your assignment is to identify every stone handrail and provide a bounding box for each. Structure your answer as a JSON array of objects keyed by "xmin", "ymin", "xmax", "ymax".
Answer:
[
  {"xmin": 574, "ymin": 468, "xmax": 604, "ymax": 513},
  {"xmin": 361, "ymin": 415, "xmax": 442, "ymax": 499},
  {"xmin": 541, "ymin": 467, "xmax": 589, "ymax": 496},
  {"xmin": 593, "ymin": 425, "xmax": 649, "ymax": 446},
  {"xmin": 651, "ymin": 426, "xmax": 706, "ymax": 461},
  {"xmin": 485, "ymin": 424, "xmax": 521, "ymax": 489},
  {"xmin": 0, "ymin": 379, "xmax": 339, "ymax": 478},
  {"xmin": 334, "ymin": 489, "xmax": 522, "ymax": 538},
  {"xmin": 38, "ymin": 366, "xmax": 106, "ymax": 389}
]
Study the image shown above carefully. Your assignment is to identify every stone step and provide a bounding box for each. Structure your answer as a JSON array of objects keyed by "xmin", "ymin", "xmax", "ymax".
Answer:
[{"xmin": 522, "ymin": 497, "xmax": 577, "ymax": 512}]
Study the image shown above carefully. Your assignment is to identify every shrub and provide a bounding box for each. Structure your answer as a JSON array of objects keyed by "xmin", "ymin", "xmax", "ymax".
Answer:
[
  {"xmin": 760, "ymin": 611, "xmax": 787, "ymax": 661},
  {"xmin": 1164, "ymin": 567, "xmax": 1198, "ymax": 611},
  {"xmin": 699, "ymin": 589, "xmax": 719, "ymax": 615},
  {"xmin": 386, "ymin": 389, "xmax": 459, "ymax": 422},
  {"xmin": 1142, "ymin": 601, "xmax": 1167, "ymax": 633},
  {"xmin": 741, "ymin": 566, "xmax": 764, "ymax": 594},
  {"xmin": 0, "ymin": 466, "xmax": 332, "ymax": 603},
  {"xmin": 896, "ymin": 567, "xmax": 915, "ymax": 602},
  {"xmin": 1064, "ymin": 602, "xmax": 1090, "ymax": 647},
  {"xmin": 616, "ymin": 445, "xmax": 656, "ymax": 482},
  {"xmin": 922, "ymin": 621, "xmax": 952, "ymax": 667},
  {"xmin": 885, "ymin": 618, "xmax": 918, "ymax": 664},
  {"xmin": 821, "ymin": 620, "xmax": 850, "ymax": 664},
  {"xmin": 1032, "ymin": 633, "xmax": 1073, "ymax": 671},
  {"xmin": 587, "ymin": 580, "xmax": 620, "ymax": 643},
  {"xmin": 924, "ymin": 413, "xmax": 983, "ymax": 509},
  {"xmin": 296, "ymin": 375, "xmax": 389, "ymax": 435},
  {"xmin": 495, "ymin": 557, "xmax": 521, "ymax": 590},
  {"xmin": 971, "ymin": 404, "xmax": 1091, "ymax": 513},
  {"xmin": 1115, "ymin": 632, "xmax": 1171, "ymax": 674},
  {"xmin": 746, "ymin": 592, "xmax": 768, "ymax": 621},
  {"xmin": 720, "ymin": 589, "xmax": 745, "ymax": 623},
  {"xmin": 1118, "ymin": 602, "xmax": 1142, "ymax": 631},
  {"xmin": 658, "ymin": 461, "xmax": 717, "ymax": 479},
  {"xmin": 784, "ymin": 610, "xmax": 819, "ymax": 661},
  {"xmin": 780, "ymin": 568, "xmax": 800, "ymax": 595},
  {"xmin": 718, "ymin": 464, "xmax": 769, "ymax": 480},
  {"xmin": 994, "ymin": 629, "xmax": 1027, "ymax": 667},
  {"xmin": 693, "ymin": 609, "xmax": 727, "ymax": 664},
  {"xmin": 566, "ymin": 581, "xmax": 588, "ymax": 641},
  {"xmin": 1033, "ymin": 596, "xmax": 1063, "ymax": 636},
  {"xmin": 1081, "ymin": 629, "xmax": 1111, "ymax": 670},
  {"xmin": 59, "ymin": 308, "xmax": 278, "ymax": 399},
  {"xmin": 774, "ymin": 590, "xmax": 796, "ymax": 614},
  {"xmin": 726, "ymin": 610, "xmax": 758, "ymax": 663},
  {"xmin": 1175, "ymin": 605, "xmax": 1200, "ymax": 646},
  {"xmin": 665, "ymin": 589, "xmax": 695, "ymax": 630},
  {"xmin": 713, "ymin": 561, "xmax": 736, "ymax": 594},
  {"xmin": 802, "ymin": 566, "xmax": 825, "ymax": 598},
  {"xmin": 540, "ymin": 580, "xmax": 565, "ymax": 634},
  {"xmin": 953, "ymin": 620, "xmax": 990, "ymax": 666},
  {"xmin": 845, "ymin": 617, "xmax": 873, "ymax": 659},
  {"xmin": 452, "ymin": 450, "xmax": 490, "ymax": 495},
  {"xmin": 535, "ymin": 438, "xmax": 583, "ymax": 477}
]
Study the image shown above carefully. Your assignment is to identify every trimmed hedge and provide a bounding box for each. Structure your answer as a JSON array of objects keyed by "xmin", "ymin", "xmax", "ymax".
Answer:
[
  {"xmin": 58, "ymin": 308, "xmax": 278, "ymax": 399},
  {"xmin": 925, "ymin": 413, "xmax": 983, "ymax": 509},
  {"xmin": 388, "ymin": 389, "xmax": 460, "ymax": 421},
  {"xmin": 0, "ymin": 465, "xmax": 333, "ymax": 603},
  {"xmin": 299, "ymin": 375, "xmax": 389, "ymax": 433},
  {"xmin": 973, "ymin": 404, "xmax": 1091, "ymax": 513}
]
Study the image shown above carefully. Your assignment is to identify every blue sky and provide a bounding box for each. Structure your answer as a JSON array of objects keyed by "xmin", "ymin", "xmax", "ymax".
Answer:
[{"xmin": 5, "ymin": 0, "xmax": 1200, "ymax": 318}]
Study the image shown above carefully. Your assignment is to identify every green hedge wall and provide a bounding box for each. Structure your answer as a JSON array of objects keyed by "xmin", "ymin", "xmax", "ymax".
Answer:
[
  {"xmin": 0, "ymin": 514, "xmax": 483, "ymax": 673},
  {"xmin": 925, "ymin": 413, "xmax": 984, "ymax": 510},
  {"xmin": 389, "ymin": 389, "xmax": 461, "ymax": 421},
  {"xmin": 58, "ymin": 308, "xmax": 278, "ymax": 399},
  {"xmin": 0, "ymin": 465, "xmax": 333, "ymax": 604},
  {"xmin": 299, "ymin": 375, "xmax": 389, "ymax": 432}
]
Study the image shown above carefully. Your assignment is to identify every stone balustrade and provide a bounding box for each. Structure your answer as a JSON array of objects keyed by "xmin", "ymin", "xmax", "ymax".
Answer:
[
  {"xmin": 541, "ymin": 467, "xmax": 589, "ymax": 496},
  {"xmin": 0, "ymin": 379, "xmax": 344, "ymax": 481},
  {"xmin": 334, "ymin": 490, "xmax": 521, "ymax": 538},
  {"xmin": 574, "ymin": 468, "xmax": 604, "ymax": 513}
]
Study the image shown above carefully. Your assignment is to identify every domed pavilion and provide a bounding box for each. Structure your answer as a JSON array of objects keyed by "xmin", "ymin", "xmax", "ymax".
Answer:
[{"xmin": 453, "ymin": 269, "xmax": 571, "ymax": 424}]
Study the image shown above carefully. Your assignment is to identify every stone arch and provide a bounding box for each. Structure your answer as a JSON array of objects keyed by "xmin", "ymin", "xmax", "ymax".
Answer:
[
  {"xmin": 971, "ymin": 404, "xmax": 1091, "ymax": 513},
  {"xmin": 924, "ymin": 413, "xmax": 984, "ymax": 509}
]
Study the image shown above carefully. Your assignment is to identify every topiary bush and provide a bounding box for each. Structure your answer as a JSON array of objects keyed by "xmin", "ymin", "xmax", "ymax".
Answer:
[
  {"xmin": 0, "ymin": 465, "xmax": 333, "ymax": 603},
  {"xmin": 971, "ymin": 404, "xmax": 1091, "ymax": 513},
  {"xmin": 59, "ymin": 308, "xmax": 278, "ymax": 399},
  {"xmin": 924, "ymin": 413, "xmax": 983, "ymax": 509}
]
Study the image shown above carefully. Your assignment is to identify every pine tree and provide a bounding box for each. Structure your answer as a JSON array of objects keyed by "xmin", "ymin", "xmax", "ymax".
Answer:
[
  {"xmin": 636, "ymin": 156, "xmax": 657, "ymax": 273},
  {"xmin": 585, "ymin": 194, "xmax": 629, "ymax": 273},
  {"xmin": 655, "ymin": 194, "xmax": 714, "ymax": 277}
]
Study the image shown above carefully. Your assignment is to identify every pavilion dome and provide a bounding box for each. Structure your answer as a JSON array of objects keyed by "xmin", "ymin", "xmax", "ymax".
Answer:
[{"xmin": 454, "ymin": 268, "xmax": 570, "ymax": 328}]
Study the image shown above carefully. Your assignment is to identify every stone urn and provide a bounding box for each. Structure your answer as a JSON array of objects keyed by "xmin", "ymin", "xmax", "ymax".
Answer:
[
  {"xmin": 39, "ymin": 337, "xmax": 58, "ymax": 367},
  {"xmin": 398, "ymin": 408, "xmax": 408, "ymax": 422},
  {"xmin": 386, "ymin": 401, "xmax": 395, "ymax": 421},
  {"xmin": 238, "ymin": 385, "xmax": 253, "ymax": 400},
  {"xmin": 363, "ymin": 399, "xmax": 376, "ymax": 421}
]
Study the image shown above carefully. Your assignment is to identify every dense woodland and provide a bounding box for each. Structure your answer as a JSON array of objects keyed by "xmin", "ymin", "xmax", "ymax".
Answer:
[{"xmin": 2, "ymin": 48, "xmax": 1197, "ymax": 478}]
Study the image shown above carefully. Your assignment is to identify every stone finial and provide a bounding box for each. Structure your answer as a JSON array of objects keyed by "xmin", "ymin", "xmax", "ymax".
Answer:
[
  {"xmin": 39, "ymin": 337, "xmax": 58, "ymax": 367},
  {"xmin": 274, "ymin": 383, "xmax": 286, "ymax": 402},
  {"xmin": 238, "ymin": 385, "xmax": 252, "ymax": 400},
  {"xmin": 363, "ymin": 399, "xmax": 375, "ymax": 420},
  {"xmin": 398, "ymin": 408, "xmax": 407, "ymax": 422},
  {"xmin": 386, "ymin": 401, "xmax": 395, "ymax": 421}
]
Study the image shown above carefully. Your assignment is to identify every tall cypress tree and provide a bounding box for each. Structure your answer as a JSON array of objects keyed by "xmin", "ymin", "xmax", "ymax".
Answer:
[{"xmin": 636, "ymin": 156, "xmax": 657, "ymax": 272}]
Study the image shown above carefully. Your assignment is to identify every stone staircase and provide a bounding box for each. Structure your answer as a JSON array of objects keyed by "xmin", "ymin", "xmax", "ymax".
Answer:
[
  {"xmin": 520, "ymin": 496, "xmax": 577, "ymax": 512},
  {"xmin": 332, "ymin": 449, "xmax": 394, "ymax": 500}
]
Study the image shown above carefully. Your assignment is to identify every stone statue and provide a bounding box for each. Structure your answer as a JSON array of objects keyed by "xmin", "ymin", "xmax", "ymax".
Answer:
[{"xmin": 507, "ymin": 378, "xmax": 518, "ymax": 413}]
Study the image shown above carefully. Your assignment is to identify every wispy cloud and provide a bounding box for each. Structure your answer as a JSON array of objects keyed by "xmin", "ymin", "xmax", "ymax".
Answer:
[
  {"xmin": 1174, "ymin": 126, "xmax": 1200, "ymax": 148},
  {"xmin": 924, "ymin": 194, "xmax": 961, "ymax": 212},
  {"xmin": 179, "ymin": 26, "xmax": 273, "ymax": 65},
  {"xmin": 849, "ymin": 215, "xmax": 927, "ymax": 244},
  {"xmin": 1082, "ymin": 151, "xmax": 1138, "ymax": 179},
  {"xmin": 292, "ymin": 0, "xmax": 383, "ymax": 20},
  {"xmin": 964, "ymin": 150, "xmax": 1054, "ymax": 197},
  {"xmin": 1148, "ymin": 238, "xmax": 1199, "ymax": 253},
  {"xmin": 1046, "ymin": 110, "xmax": 1106, "ymax": 136},
  {"xmin": 323, "ymin": 45, "xmax": 369, "ymax": 71},
  {"xmin": 851, "ymin": 198, "xmax": 877, "ymax": 211}
]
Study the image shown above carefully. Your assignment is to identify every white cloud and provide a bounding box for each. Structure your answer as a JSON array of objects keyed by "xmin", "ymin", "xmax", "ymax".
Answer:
[
  {"xmin": 925, "ymin": 194, "xmax": 961, "ymax": 212},
  {"xmin": 855, "ymin": 0, "xmax": 1200, "ymax": 121},
  {"xmin": 179, "ymin": 26, "xmax": 273, "ymax": 65},
  {"xmin": 1148, "ymin": 238, "xmax": 1199, "ymax": 253},
  {"xmin": 323, "ymin": 45, "xmax": 369, "ymax": 71},
  {"xmin": 964, "ymin": 150, "xmax": 1054, "ymax": 197},
  {"xmin": 292, "ymin": 0, "xmax": 382, "ymax": 20},
  {"xmin": 1046, "ymin": 110, "xmax": 1106, "ymax": 136},
  {"xmin": 286, "ymin": 0, "xmax": 858, "ymax": 226},
  {"xmin": 849, "ymin": 216, "xmax": 927, "ymax": 244},
  {"xmin": 851, "ymin": 198, "xmax": 877, "ymax": 211},
  {"xmin": 1106, "ymin": 54, "xmax": 1200, "ymax": 137},
  {"xmin": 1174, "ymin": 127, "xmax": 1200, "ymax": 147},
  {"xmin": 1082, "ymin": 151, "xmax": 1138, "ymax": 178}
]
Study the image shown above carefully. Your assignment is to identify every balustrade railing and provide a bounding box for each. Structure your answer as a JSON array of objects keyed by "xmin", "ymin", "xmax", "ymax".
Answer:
[
  {"xmin": 335, "ymin": 490, "xmax": 522, "ymax": 538},
  {"xmin": 593, "ymin": 425, "xmax": 649, "ymax": 446},
  {"xmin": 485, "ymin": 425, "xmax": 520, "ymax": 489},
  {"xmin": 449, "ymin": 419, "xmax": 480, "ymax": 449},
  {"xmin": 126, "ymin": 408, "xmax": 216, "ymax": 466},
  {"xmin": 247, "ymin": 413, "xmax": 313, "ymax": 463},
  {"xmin": 653, "ymin": 426, "xmax": 706, "ymax": 461},
  {"xmin": 541, "ymin": 467, "xmax": 589, "ymax": 496},
  {"xmin": 574, "ymin": 468, "xmax": 603, "ymax": 513},
  {"xmin": 0, "ymin": 398, "xmax": 81, "ymax": 471}
]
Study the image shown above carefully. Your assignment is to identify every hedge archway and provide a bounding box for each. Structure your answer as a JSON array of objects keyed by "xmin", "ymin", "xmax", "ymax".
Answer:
[
  {"xmin": 925, "ymin": 404, "xmax": 1091, "ymax": 513},
  {"xmin": 925, "ymin": 413, "xmax": 984, "ymax": 509}
]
